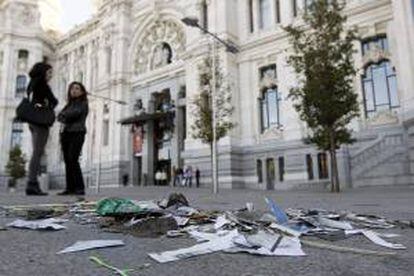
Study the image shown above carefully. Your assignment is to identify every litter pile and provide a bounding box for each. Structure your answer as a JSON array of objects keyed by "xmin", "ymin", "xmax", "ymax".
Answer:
[{"xmin": 1, "ymin": 193, "xmax": 413, "ymax": 265}]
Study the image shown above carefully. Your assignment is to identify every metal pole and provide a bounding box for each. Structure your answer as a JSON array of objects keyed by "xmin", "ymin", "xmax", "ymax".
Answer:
[
  {"xmin": 211, "ymin": 38, "xmax": 219, "ymax": 194},
  {"xmin": 96, "ymin": 104, "xmax": 102, "ymax": 194}
]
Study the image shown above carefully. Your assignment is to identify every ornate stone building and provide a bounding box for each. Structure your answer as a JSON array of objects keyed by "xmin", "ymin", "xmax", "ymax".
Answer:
[{"xmin": 1, "ymin": 0, "xmax": 414, "ymax": 190}]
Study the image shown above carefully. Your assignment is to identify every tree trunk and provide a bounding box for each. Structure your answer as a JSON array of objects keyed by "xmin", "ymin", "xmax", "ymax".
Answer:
[{"xmin": 329, "ymin": 133, "xmax": 340, "ymax": 193}]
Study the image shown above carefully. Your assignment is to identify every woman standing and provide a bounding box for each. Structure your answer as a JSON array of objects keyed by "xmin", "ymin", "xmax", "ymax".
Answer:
[
  {"xmin": 57, "ymin": 82, "xmax": 89, "ymax": 196},
  {"xmin": 26, "ymin": 62, "xmax": 58, "ymax": 196}
]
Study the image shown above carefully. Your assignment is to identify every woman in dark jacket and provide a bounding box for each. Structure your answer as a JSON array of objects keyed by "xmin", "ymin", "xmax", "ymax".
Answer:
[
  {"xmin": 57, "ymin": 82, "xmax": 89, "ymax": 196},
  {"xmin": 26, "ymin": 62, "xmax": 58, "ymax": 196}
]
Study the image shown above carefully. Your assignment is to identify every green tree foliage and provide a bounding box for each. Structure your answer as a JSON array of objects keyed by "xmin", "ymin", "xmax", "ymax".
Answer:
[
  {"xmin": 285, "ymin": 0, "xmax": 360, "ymax": 192},
  {"xmin": 191, "ymin": 55, "xmax": 235, "ymax": 147},
  {"xmin": 5, "ymin": 145, "xmax": 26, "ymax": 187}
]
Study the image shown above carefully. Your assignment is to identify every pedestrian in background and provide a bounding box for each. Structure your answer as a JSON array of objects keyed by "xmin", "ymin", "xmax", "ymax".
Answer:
[
  {"xmin": 195, "ymin": 167, "xmax": 200, "ymax": 188},
  {"xmin": 26, "ymin": 62, "xmax": 58, "ymax": 196},
  {"xmin": 57, "ymin": 82, "xmax": 89, "ymax": 196}
]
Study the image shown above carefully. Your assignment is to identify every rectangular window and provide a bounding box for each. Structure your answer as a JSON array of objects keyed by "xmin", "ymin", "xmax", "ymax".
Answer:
[
  {"xmin": 259, "ymin": 0, "xmax": 272, "ymax": 30},
  {"xmin": 257, "ymin": 160, "xmax": 263, "ymax": 183},
  {"xmin": 15, "ymin": 75, "xmax": 27, "ymax": 97},
  {"xmin": 306, "ymin": 154, "xmax": 314, "ymax": 180},
  {"xmin": 11, "ymin": 121, "xmax": 24, "ymax": 148},
  {"xmin": 318, "ymin": 153, "xmax": 329, "ymax": 179},
  {"xmin": 278, "ymin": 156, "xmax": 285, "ymax": 182},
  {"xmin": 202, "ymin": 0, "xmax": 208, "ymax": 31},
  {"xmin": 106, "ymin": 47, "xmax": 112, "ymax": 74},
  {"xmin": 292, "ymin": 0, "xmax": 298, "ymax": 17},
  {"xmin": 275, "ymin": 0, "xmax": 281, "ymax": 24},
  {"xmin": 103, "ymin": 120, "xmax": 109, "ymax": 146},
  {"xmin": 249, "ymin": 0, "xmax": 254, "ymax": 33}
]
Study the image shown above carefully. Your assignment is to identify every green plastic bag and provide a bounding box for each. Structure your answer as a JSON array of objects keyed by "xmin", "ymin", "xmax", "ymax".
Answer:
[{"xmin": 96, "ymin": 198, "xmax": 142, "ymax": 216}]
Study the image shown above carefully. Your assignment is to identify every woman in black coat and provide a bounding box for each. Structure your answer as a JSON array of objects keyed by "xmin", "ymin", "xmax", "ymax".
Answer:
[
  {"xmin": 57, "ymin": 82, "xmax": 89, "ymax": 196},
  {"xmin": 26, "ymin": 62, "xmax": 58, "ymax": 196}
]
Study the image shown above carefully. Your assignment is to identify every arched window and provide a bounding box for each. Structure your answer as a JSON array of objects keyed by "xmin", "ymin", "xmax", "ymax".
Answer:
[
  {"xmin": 260, "ymin": 87, "xmax": 282, "ymax": 131},
  {"xmin": 15, "ymin": 75, "xmax": 27, "ymax": 97},
  {"xmin": 362, "ymin": 61, "xmax": 399, "ymax": 118}
]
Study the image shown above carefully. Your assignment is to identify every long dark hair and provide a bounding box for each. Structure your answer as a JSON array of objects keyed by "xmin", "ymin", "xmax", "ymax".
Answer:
[
  {"xmin": 62, "ymin": 82, "xmax": 88, "ymax": 111},
  {"xmin": 27, "ymin": 62, "xmax": 52, "ymax": 93}
]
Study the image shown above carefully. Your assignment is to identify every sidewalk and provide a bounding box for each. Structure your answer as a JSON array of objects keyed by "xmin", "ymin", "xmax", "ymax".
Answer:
[{"xmin": 1, "ymin": 185, "xmax": 414, "ymax": 276}]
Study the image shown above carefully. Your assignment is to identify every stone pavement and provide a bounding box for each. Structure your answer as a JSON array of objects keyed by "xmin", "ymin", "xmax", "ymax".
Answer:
[{"xmin": 1, "ymin": 185, "xmax": 414, "ymax": 276}]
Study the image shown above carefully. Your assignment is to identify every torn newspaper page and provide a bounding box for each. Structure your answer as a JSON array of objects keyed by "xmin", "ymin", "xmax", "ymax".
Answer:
[
  {"xmin": 7, "ymin": 218, "xmax": 67, "ymax": 231},
  {"xmin": 318, "ymin": 216, "xmax": 353, "ymax": 230},
  {"xmin": 148, "ymin": 230, "xmax": 239, "ymax": 263},
  {"xmin": 346, "ymin": 230, "xmax": 406, "ymax": 250},
  {"xmin": 214, "ymin": 215, "xmax": 231, "ymax": 230},
  {"xmin": 57, "ymin": 240, "xmax": 125, "ymax": 254}
]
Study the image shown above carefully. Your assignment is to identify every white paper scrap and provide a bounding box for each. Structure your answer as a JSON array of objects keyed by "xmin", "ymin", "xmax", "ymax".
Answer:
[
  {"xmin": 57, "ymin": 240, "xmax": 125, "ymax": 254},
  {"xmin": 214, "ymin": 215, "xmax": 230, "ymax": 230},
  {"xmin": 318, "ymin": 216, "xmax": 353, "ymax": 230},
  {"xmin": 148, "ymin": 230, "xmax": 239, "ymax": 263},
  {"xmin": 7, "ymin": 218, "xmax": 67, "ymax": 231},
  {"xmin": 346, "ymin": 230, "xmax": 405, "ymax": 250}
]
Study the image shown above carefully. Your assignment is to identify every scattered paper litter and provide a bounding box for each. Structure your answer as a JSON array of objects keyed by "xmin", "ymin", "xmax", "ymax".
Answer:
[
  {"xmin": 214, "ymin": 215, "xmax": 230, "ymax": 230},
  {"xmin": 346, "ymin": 230, "xmax": 406, "ymax": 250},
  {"xmin": 265, "ymin": 197, "xmax": 289, "ymax": 224},
  {"xmin": 57, "ymin": 240, "xmax": 125, "ymax": 254},
  {"xmin": 148, "ymin": 230, "xmax": 239, "ymax": 263},
  {"xmin": 318, "ymin": 216, "xmax": 353, "ymax": 230},
  {"xmin": 7, "ymin": 218, "xmax": 67, "ymax": 231}
]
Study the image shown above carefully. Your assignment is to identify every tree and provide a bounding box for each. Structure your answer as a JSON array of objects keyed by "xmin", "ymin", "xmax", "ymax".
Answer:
[
  {"xmin": 284, "ymin": 0, "xmax": 360, "ymax": 193},
  {"xmin": 191, "ymin": 55, "xmax": 235, "ymax": 190},
  {"xmin": 5, "ymin": 145, "xmax": 26, "ymax": 188}
]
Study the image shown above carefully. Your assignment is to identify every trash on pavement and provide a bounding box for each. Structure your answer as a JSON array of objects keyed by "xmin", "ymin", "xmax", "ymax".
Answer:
[
  {"xmin": 57, "ymin": 240, "xmax": 125, "ymax": 254},
  {"xmin": 7, "ymin": 218, "xmax": 67, "ymax": 231},
  {"xmin": 89, "ymin": 256, "xmax": 133, "ymax": 276},
  {"xmin": 346, "ymin": 229, "xmax": 406, "ymax": 249},
  {"xmin": 149, "ymin": 229, "xmax": 239, "ymax": 263}
]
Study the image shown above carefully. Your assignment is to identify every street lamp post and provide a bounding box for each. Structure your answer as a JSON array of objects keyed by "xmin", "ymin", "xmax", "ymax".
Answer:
[{"xmin": 181, "ymin": 17, "xmax": 238, "ymax": 194}]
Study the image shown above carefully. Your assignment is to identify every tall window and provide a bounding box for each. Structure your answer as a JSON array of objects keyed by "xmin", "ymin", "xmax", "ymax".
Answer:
[
  {"xmin": 249, "ymin": 0, "xmax": 254, "ymax": 33},
  {"xmin": 318, "ymin": 153, "xmax": 329, "ymax": 179},
  {"xmin": 259, "ymin": 0, "xmax": 272, "ymax": 30},
  {"xmin": 15, "ymin": 75, "xmax": 27, "ymax": 97},
  {"xmin": 292, "ymin": 0, "xmax": 298, "ymax": 17},
  {"xmin": 260, "ymin": 88, "xmax": 282, "ymax": 131},
  {"xmin": 201, "ymin": 0, "xmax": 208, "ymax": 31},
  {"xmin": 278, "ymin": 156, "xmax": 285, "ymax": 182},
  {"xmin": 306, "ymin": 154, "xmax": 314, "ymax": 180},
  {"xmin": 103, "ymin": 120, "xmax": 109, "ymax": 146},
  {"xmin": 106, "ymin": 47, "xmax": 112, "ymax": 74},
  {"xmin": 362, "ymin": 61, "xmax": 399, "ymax": 118},
  {"xmin": 257, "ymin": 160, "xmax": 263, "ymax": 183},
  {"xmin": 275, "ymin": 0, "xmax": 281, "ymax": 24},
  {"xmin": 11, "ymin": 120, "xmax": 24, "ymax": 148}
]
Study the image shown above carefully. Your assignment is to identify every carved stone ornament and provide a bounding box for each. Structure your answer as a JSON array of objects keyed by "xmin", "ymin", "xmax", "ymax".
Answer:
[
  {"xmin": 362, "ymin": 45, "xmax": 391, "ymax": 67},
  {"xmin": 259, "ymin": 66, "xmax": 277, "ymax": 90},
  {"xmin": 368, "ymin": 110, "xmax": 399, "ymax": 126},
  {"xmin": 20, "ymin": 4, "xmax": 36, "ymax": 26},
  {"xmin": 134, "ymin": 20, "xmax": 185, "ymax": 75},
  {"xmin": 261, "ymin": 125, "xmax": 284, "ymax": 140}
]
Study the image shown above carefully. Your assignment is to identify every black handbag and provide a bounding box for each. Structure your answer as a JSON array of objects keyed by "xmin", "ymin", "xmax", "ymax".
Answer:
[{"xmin": 16, "ymin": 92, "xmax": 55, "ymax": 127}]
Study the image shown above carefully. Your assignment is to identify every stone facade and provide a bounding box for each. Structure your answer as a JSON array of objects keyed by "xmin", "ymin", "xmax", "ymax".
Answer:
[{"xmin": 1, "ymin": 0, "xmax": 413, "ymax": 190}]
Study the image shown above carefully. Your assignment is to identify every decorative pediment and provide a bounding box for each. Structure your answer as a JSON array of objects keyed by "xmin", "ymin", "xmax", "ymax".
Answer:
[
  {"xmin": 260, "ymin": 125, "xmax": 284, "ymax": 141},
  {"xmin": 368, "ymin": 110, "xmax": 399, "ymax": 126},
  {"xmin": 134, "ymin": 20, "xmax": 185, "ymax": 75}
]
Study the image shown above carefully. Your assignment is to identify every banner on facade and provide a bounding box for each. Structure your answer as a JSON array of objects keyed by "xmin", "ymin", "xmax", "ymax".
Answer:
[{"xmin": 133, "ymin": 125, "xmax": 143, "ymax": 156}]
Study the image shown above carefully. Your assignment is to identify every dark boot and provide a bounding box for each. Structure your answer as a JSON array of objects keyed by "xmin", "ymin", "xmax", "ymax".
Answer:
[{"xmin": 26, "ymin": 181, "xmax": 48, "ymax": 196}]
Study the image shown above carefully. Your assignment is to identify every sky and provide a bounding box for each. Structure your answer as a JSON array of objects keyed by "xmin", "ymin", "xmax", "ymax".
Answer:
[{"xmin": 59, "ymin": 0, "xmax": 94, "ymax": 33}]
